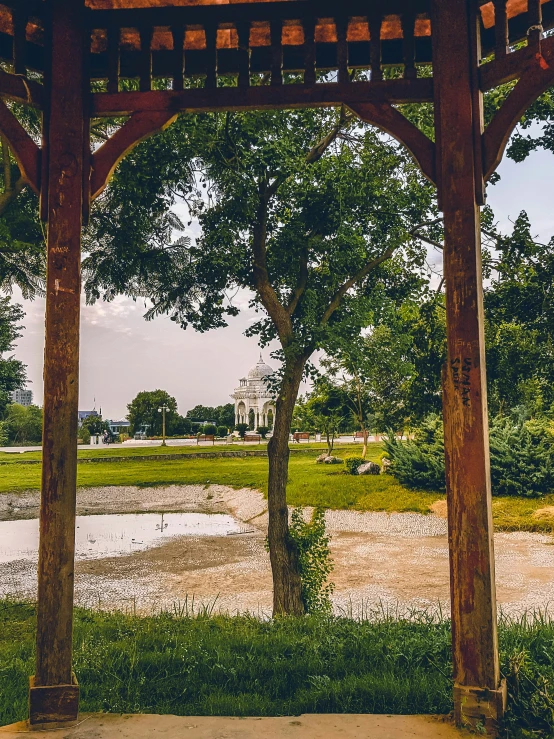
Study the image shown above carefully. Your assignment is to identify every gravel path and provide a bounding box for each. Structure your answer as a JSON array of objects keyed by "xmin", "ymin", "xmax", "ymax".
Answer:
[{"xmin": 0, "ymin": 485, "xmax": 552, "ymax": 616}]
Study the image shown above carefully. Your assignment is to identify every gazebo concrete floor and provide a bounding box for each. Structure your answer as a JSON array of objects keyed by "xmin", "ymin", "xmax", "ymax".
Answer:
[{"xmin": 0, "ymin": 713, "xmax": 471, "ymax": 738}]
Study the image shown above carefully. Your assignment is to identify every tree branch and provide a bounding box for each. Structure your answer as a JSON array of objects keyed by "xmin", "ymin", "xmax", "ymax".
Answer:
[
  {"xmin": 286, "ymin": 246, "xmax": 309, "ymax": 316},
  {"xmin": 251, "ymin": 178, "xmax": 294, "ymax": 345},
  {"xmin": 267, "ymin": 105, "xmax": 355, "ymax": 198},
  {"xmin": 320, "ymin": 244, "xmax": 398, "ymax": 326}
]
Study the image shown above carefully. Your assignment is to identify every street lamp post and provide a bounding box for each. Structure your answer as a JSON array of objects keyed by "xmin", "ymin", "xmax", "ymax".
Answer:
[{"xmin": 158, "ymin": 405, "xmax": 169, "ymax": 446}]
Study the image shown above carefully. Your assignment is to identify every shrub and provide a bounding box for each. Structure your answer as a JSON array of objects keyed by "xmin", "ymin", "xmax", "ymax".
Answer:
[
  {"xmin": 344, "ymin": 455, "xmax": 365, "ymax": 475},
  {"xmin": 0, "ymin": 421, "xmax": 7, "ymax": 446},
  {"xmin": 288, "ymin": 508, "xmax": 334, "ymax": 614},
  {"xmin": 203, "ymin": 424, "xmax": 217, "ymax": 436},
  {"xmin": 235, "ymin": 423, "xmax": 249, "ymax": 439},
  {"xmin": 385, "ymin": 415, "xmax": 554, "ymax": 497},
  {"xmin": 258, "ymin": 426, "xmax": 269, "ymax": 439},
  {"xmin": 217, "ymin": 426, "xmax": 228, "ymax": 438},
  {"xmin": 80, "ymin": 427, "xmax": 91, "ymax": 445},
  {"xmin": 383, "ymin": 416, "xmax": 445, "ymax": 491},
  {"xmin": 489, "ymin": 417, "xmax": 554, "ymax": 497}
]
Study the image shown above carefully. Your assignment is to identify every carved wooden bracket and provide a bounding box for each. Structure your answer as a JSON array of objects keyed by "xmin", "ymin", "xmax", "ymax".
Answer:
[
  {"xmin": 0, "ymin": 98, "xmax": 40, "ymax": 194},
  {"xmin": 483, "ymin": 35, "xmax": 554, "ymax": 181},
  {"xmin": 91, "ymin": 111, "xmax": 178, "ymax": 200},
  {"xmin": 348, "ymin": 101, "xmax": 436, "ymax": 186}
]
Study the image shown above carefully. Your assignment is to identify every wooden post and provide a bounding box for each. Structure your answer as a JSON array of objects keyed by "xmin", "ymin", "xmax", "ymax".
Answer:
[
  {"xmin": 31, "ymin": 0, "xmax": 87, "ymax": 725},
  {"xmin": 432, "ymin": 0, "xmax": 506, "ymax": 733}
]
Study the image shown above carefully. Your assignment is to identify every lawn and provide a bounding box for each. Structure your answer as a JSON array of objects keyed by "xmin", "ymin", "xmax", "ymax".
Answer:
[
  {"xmin": 1, "ymin": 600, "xmax": 552, "ymax": 737},
  {"xmin": 1, "ymin": 442, "xmax": 554, "ymax": 532}
]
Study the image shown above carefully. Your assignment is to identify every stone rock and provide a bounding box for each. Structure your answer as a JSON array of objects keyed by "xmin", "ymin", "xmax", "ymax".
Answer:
[
  {"xmin": 316, "ymin": 454, "xmax": 328, "ymax": 464},
  {"xmin": 357, "ymin": 461, "xmax": 381, "ymax": 475},
  {"xmin": 324, "ymin": 455, "xmax": 343, "ymax": 465},
  {"xmin": 381, "ymin": 457, "xmax": 391, "ymax": 472}
]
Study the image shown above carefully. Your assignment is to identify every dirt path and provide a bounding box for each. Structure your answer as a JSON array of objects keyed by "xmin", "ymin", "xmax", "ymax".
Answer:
[{"xmin": 1, "ymin": 485, "xmax": 554, "ymax": 615}]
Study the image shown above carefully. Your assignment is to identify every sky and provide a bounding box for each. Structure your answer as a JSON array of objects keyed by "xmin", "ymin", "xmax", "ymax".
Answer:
[{"xmin": 7, "ymin": 134, "xmax": 554, "ymax": 421}]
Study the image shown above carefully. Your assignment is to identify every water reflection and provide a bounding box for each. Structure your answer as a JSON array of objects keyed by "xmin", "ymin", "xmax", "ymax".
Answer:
[{"xmin": 0, "ymin": 512, "xmax": 248, "ymax": 563}]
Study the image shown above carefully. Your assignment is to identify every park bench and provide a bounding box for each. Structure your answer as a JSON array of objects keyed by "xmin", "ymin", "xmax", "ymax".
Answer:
[
  {"xmin": 244, "ymin": 434, "xmax": 262, "ymax": 442},
  {"xmin": 293, "ymin": 432, "xmax": 310, "ymax": 443},
  {"xmin": 197, "ymin": 435, "xmax": 215, "ymax": 445}
]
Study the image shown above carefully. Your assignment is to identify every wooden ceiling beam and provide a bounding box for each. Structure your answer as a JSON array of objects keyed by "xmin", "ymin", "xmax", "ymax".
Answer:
[{"xmin": 91, "ymin": 78, "xmax": 433, "ymax": 116}]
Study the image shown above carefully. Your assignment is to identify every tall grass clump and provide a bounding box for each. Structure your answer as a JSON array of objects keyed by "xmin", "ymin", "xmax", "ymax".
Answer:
[{"xmin": 2, "ymin": 600, "xmax": 554, "ymax": 736}]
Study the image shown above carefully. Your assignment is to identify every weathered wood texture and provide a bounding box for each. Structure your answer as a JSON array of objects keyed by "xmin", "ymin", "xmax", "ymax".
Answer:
[
  {"xmin": 432, "ymin": 0, "xmax": 501, "ymax": 710},
  {"xmin": 34, "ymin": 0, "xmax": 87, "ymax": 700},
  {"xmin": 28, "ymin": 674, "xmax": 79, "ymax": 726}
]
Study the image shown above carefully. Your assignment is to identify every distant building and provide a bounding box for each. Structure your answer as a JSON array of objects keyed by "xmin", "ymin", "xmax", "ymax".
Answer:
[
  {"xmin": 11, "ymin": 389, "xmax": 33, "ymax": 407},
  {"xmin": 78, "ymin": 409, "xmax": 100, "ymax": 426},
  {"xmin": 231, "ymin": 355, "xmax": 275, "ymax": 430},
  {"xmin": 107, "ymin": 419, "xmax": 130, "ymax": 434}
]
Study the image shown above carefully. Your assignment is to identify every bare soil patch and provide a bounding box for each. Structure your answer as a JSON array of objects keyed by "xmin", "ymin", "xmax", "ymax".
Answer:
[{"xmin": 1, "ymin": 485, "xmax": 554, "ymax": 616}]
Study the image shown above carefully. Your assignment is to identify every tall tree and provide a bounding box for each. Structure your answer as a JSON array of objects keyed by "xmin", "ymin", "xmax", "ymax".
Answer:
[
  {"xmin": 126, "ymin": 390, "xmax": 178, "ymax": 436},
  {"xmin": 84, "ymin": 108, "xmax": 434, "ymax": 614},
  {"xmin": 0, "ymin": 296, "xmax": 26, "ymax": 418}
]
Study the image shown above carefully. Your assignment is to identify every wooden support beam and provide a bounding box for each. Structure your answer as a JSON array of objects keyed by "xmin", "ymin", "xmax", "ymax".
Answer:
[
  {"xmin": 237, "ymin": 22, "xmax": 251, "ymax": 89},
  {"xmin": 0, "ymin": 98, "xmax": 40, "ymax": 193},
  {"xmin": 32, "ymin": 0, "xmax": 87, "ymax": 724},
  {"xmin": 432, "ymin": 0, "xmax": 504, "ymax": 734},
  {"xmin": 302, "ymin": 18, "xmax": 316, "ymax": 86},
  {"xmin": 348, "ymin": 101, "xmax": 436, "ymax": 185},
  {"xmin": 91, "ymin": 111, "xmax": 177, "ymax": 200},
  {"xmin": 91, "ymin": 78, "xmax": 434, "ymax": 117},
  {"xmin": 483, "ymin": 34, "xmax": 554, "ymax": 180}
]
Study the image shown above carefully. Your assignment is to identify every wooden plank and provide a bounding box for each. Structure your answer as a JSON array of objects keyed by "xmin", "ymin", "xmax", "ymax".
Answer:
[
  {"xmin": 302, "ymin": 17, "xmax": 316, "ymax": 85},
  {"xmin": 493, "ymin": 0, "xmax": 509, "ymax": 57},
  {"xmin": 236, "ymin": 22, "xmax": 251, "ymax": 88},
  {"xmin": 369, "ymin": 12, "xmax": 383, "ymax": 81},
  {"xmin": 171, "ymin": 25, "xmax": 185, "ymax": 91},
  {"xmin": 270, "ymin": 19, "xmax": 283, "ymax": 85},
  {"xmin": 34, "ymin": 0, "xmax": 86, "ymax": 705},
  {"xmin": 12, "ymin": 6, "xmax": 27, "ymax": 76},
  {"xmin": 336, "ymin": 17, "xmax": 349, "ymax": 85},
  {"xmin": 431, "ymin": 0, "xmax": 502, "ymax": 728},
  {"xmin": 91, "ymin": 77, "xmax": 433, "ymax": 116},
  {"xmin": 107, "ymin": 25, "xmax": 120, "ymax": 94}
]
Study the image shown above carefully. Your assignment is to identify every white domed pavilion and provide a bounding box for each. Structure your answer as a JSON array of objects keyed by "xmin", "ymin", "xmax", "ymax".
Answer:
[{"xmin": 231, "ymin": 355, "xmax": 276, "ymax": 430}]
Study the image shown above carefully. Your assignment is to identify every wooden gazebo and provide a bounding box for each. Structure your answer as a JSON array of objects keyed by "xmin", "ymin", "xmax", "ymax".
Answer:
[{"xmin": 1, "ymin": 0, "xmax": 553, "ymax": 733}]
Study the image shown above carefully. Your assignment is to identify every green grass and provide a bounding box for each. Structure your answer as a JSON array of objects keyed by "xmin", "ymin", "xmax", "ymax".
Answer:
[
  {"xmin": 1, "ymin": 600, "xmax": 553, "ymax": 737},
  {"xmin": 1, "ymin": 442, "xmax": 554, "ymax": 532}
]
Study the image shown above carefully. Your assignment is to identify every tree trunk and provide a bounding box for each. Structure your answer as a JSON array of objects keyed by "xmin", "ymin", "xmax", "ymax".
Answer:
[
  {"xmin": 362, "ymin": 428, "xmax": 368, "ymax": 459},
  {"xmin": 267, "ymin": 356, "xmax": 306, "ymax": 616},
  {"xmin": 326, "ymin": 428, "xmax": 332, "ymax": 456}
]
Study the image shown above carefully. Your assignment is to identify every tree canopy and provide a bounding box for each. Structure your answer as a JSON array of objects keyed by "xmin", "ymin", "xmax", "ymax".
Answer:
[{"xmin": 126, "ymin": 390, "xmax": 178, "ymax": 436}]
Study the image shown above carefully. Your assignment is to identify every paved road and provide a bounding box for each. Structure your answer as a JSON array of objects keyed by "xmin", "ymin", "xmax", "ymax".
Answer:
[{"xmin": 0, "ymin": 435, "xmax": 381, "ymax": 454}]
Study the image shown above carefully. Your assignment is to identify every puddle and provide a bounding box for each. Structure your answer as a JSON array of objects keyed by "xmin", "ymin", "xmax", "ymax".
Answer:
[{"xmin": 0, "ymin": 513, "xmax": 251, "ymax": 563}]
